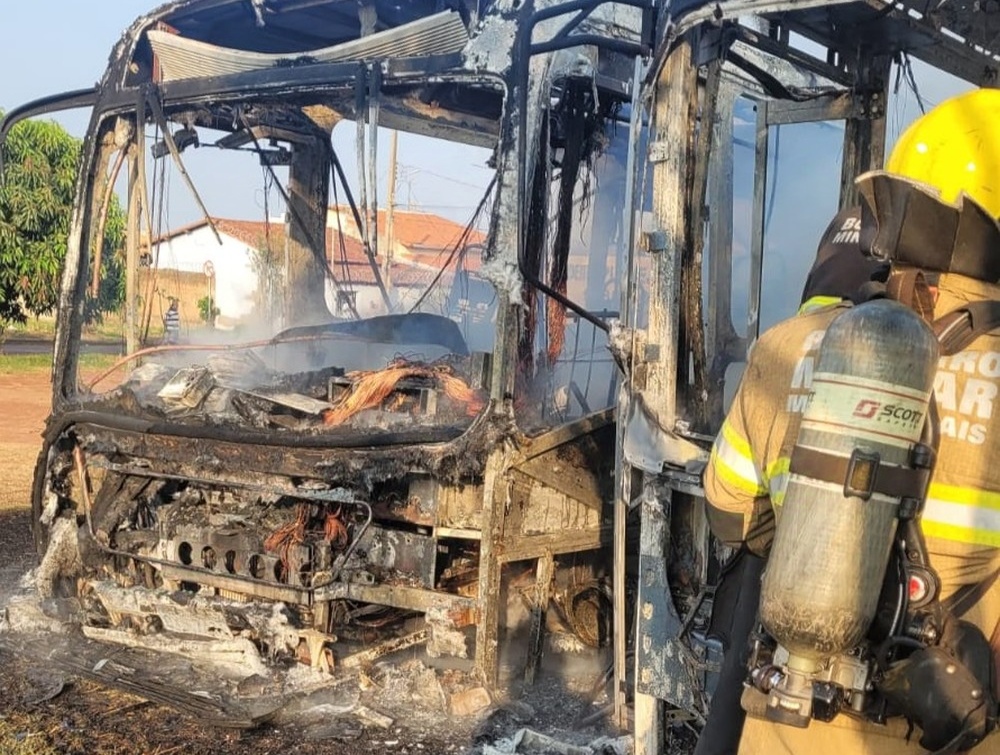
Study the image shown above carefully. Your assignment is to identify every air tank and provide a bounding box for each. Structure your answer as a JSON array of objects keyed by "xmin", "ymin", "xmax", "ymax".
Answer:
[{"xmin": 760, "ymin": 299, "xmax": 938, "ymax": 672}]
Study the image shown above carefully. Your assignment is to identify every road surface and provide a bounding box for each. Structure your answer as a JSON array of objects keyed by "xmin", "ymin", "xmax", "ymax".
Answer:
[{"xmin": 2, "ymin": 338, "xmax": 124, "ymax": 356}]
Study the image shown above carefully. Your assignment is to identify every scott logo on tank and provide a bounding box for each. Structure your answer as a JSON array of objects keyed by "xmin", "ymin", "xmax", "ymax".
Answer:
[{"xmin": 851, "ymin": 399, "xmax": 924, "ymax": 427}]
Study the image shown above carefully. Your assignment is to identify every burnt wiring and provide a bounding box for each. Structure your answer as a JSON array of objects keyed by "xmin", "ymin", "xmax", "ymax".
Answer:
[
  {"xmin": 518, "ymin": 120, "xmax": 551, "ymax": 387},
  {"xmin": 366, "ymin": 67, "xmax": 382, "ymax": 265},
  {"xmin": 322, "ymin": 357, "xmax": 486, "ymax": 426},
  {"xmin": 261, "ymin": 167, "xmax": 276, "ymax": 258},
  {"xmin": 546, "ymin": 81, "xmax": 605, "ymax": 367},
  {"xmin": 329, "ymin": 172, "xmax": 355, "ymax": 298},
  {"xmin": 896, "ymin": 51, "xmax": 928, "ymax": 115},
  {"xmin": 355, "ymin": 67, "xmax": 372, "ymax": 258},
  {"xmin": 253, "ymin": 165, "xmax": 284, "ymax": 324},
  {"xmin": 263, "ymin": 502, "xmax": 350, "ymax": 583},
  {"xmin": 406, "ymin": 175, "xmax": 498, "ymax": 313},
  {"xmin": 141, "ymin": 123, "xmax": 171, "ymax": 345},
  {"xmin": 515, "ymin": 93, "xmax": 612, "ymax": 338},
  {"xmin": 264, "ymin": 503, "xmax": 311, "ymax": 580},
  {"xmin": 726, "ymin": 50, "xmax": 842, "ymax": 103},
  {"xmin": 146, "ymin": 93, "xmax": 223, "ymax": 246}
]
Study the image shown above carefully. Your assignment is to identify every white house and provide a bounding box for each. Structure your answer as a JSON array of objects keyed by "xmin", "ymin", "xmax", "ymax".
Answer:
[
  {"xmin": 149, "ymin": 217, "xmax": 433, "ymax": 325},
  {"xmin": 150, "ymin": 219, "xmax": 265, "ymax": 321}
]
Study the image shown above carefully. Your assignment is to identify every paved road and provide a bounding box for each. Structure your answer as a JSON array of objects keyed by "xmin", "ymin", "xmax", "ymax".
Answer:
[{"xmin": 2, "ymin": 338, "xmax": 124, "ymax": 356}]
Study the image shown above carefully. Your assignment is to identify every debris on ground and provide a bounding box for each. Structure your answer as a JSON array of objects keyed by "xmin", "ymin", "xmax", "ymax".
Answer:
[
  {"xmin": 450, "ymin": 687, "xmax": 493, "ymax": 717},
  {"xmin": 480, "ymin": 728, "xmax": 633, "ymax": 755},
  {"xmin": 1, "ymin": 506, "xmax": 629, "ymax": 754}
]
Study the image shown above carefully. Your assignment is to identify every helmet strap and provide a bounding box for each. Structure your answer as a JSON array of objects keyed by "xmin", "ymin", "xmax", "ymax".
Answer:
[{"xmin": 885, "ymin": 267, "xmax": 937, "ymax": 323}]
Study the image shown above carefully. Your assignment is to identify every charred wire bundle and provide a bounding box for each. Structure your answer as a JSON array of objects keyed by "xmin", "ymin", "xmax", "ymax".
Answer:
[{"xmin": 323, "ymin": 358, "xmax": 487, "ymax": 426}]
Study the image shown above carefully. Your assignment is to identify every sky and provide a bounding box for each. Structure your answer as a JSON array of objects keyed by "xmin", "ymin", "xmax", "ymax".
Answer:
[{"xmin": 0, "ymin": 2, "xmax": 152, "ymax": 135}]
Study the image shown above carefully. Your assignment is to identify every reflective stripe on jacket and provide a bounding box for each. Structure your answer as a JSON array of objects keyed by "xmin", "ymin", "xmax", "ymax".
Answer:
[
  {"xmin": 704, "ymin": 275, "xmax": 1000, "ymax": 584},
  {"xmin": 923, "ymin": 483, "xmax": 1000, "ymax": 548},
  {"xmin": 708, "ymin": 419, "xmax": 766, "ymax": 497}
]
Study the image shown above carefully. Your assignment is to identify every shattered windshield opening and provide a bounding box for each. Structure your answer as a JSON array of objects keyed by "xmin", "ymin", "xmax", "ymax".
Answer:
[{"xmin": 78, "ymin": 91, "xmax": 499, "ymax": 439}]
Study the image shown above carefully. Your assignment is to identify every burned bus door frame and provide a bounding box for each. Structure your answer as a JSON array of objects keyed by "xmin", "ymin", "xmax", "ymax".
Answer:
[
  {"xmin": 612, "ymin": 55, "xmax": 648, "ymax": 729},
  {"xmin": 624, "ymin": 11, "xmax": 891, "ymax": 753},
  {"xmin": 474, "ymin": 0, "xmax": 655, "ymax": 690},
  {"xmin": 628, "ymin": 35, "xmax": 696, "ymax": 751}
]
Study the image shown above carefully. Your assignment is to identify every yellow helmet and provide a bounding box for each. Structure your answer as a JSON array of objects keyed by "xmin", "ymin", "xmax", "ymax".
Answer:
[{"xmin": 886, "ymin": 88, "xmax": 1000, "ymax": 218}]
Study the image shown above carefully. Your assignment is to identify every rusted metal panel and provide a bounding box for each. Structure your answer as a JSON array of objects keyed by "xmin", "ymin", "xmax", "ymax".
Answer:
[
  {"xmin": 354, "ymin": 525, "xmax": 437, "ymax": 588},
  {"xmin": 434, "ymin": 482, "xmax": 485, "ymax": 530},
  {"xmin": 314, "ymin": 581, "xmax": 476, "ymax": 617}
]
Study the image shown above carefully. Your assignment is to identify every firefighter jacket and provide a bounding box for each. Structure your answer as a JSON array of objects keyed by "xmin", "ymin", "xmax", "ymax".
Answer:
[{"xmin": 704, "ymin": 272, "xmax": 1000, "ymax": 754}]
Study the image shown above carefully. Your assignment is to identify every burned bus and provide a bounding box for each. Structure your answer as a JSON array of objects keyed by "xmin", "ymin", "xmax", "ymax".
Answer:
[
  {"xmin": 3, "ymin": 0, "xmax": 999, "ymax": 750},
  {"xmin": 2, "ymin": 0, "xmax": 647, "ymax": 720}
]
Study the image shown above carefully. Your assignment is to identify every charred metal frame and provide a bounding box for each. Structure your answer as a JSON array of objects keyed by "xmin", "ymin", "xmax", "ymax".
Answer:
[
  {"xmin": 8, "ymin": 0, "xmax": 646, "ymax": 709},
  {"xmin": 7, "ymin": 0, "xmax": 1000, "ymax": 748}
]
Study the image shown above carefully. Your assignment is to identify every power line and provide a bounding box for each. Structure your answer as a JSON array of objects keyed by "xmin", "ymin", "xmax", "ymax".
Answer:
[{"xmin": 398, "ymin": 162, "xmax": 492, "ymax": 191}]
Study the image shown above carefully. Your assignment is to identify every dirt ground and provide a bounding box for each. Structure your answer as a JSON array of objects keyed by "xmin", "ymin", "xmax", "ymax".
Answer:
[
  {"xmin": 0, "ymin": 369, "xmax": 49, "ymax": 612},
  {"xmin": 0, "ymin": 367, "xmax": 619, "ymax": 755},
  {"xmin": 0, "ymin": 369, "xmax": 50, "ymax": 514}
]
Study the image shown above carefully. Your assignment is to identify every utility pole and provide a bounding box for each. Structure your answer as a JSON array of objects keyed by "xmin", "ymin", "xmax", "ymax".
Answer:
[
  {"xmin": 126, "ymin": 143, "xmax": 140, "ymax": 358},
  {"xmin": 286, "ymin": 136, "xmax": 333, "ymax": 324},
  {"xmin": 384, "ymin": 130, "xmax": 398, "ymax": 295}
]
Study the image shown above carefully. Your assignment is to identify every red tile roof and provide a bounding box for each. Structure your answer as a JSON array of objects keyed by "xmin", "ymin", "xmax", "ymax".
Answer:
[
  {"xmin": 153, "ymin": 218, "xmax": 434, "ymax": 287},
  {"xmin": 329, "ymin": 207, "xmax": 486, "ymax": 272},
  {"xmin": 331, "ymin": 207, "xmax": 486, "ymax": 250}
]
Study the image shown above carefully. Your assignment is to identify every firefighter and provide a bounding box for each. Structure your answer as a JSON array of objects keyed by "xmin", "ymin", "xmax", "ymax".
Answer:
[
  {"xmin": 704, "ymin": 87, "xmax": 1000, "ymax": 754},
  {"xmin": 797, "ymin": 204, "xmax": 882, "ymax": 314},
  {"xmin": 695, "ymin": 204, "xmax": 884, "ymax": 755}
]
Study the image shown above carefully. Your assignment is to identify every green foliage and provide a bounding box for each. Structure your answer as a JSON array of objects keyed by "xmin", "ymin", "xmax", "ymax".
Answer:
[
  {"xmin": 84, "ymin": 198, "xmax": 126, "ymax": 324},
  {"xmin": 197, "ymin": 295, "xmax": 220, "ymax": 323},
  {"xmin": 0, "ymin": 351, "xmax": 117, "ymax": 376},
  {"xmin": 0, "ymin": 110, "xmax": 124, "ymax": 330}
]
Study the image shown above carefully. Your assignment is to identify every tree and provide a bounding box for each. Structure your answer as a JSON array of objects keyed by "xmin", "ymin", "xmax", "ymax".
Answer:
[
  {"xmin": 0, "ymin": 111, "xmax": 124, "ymax": 331},
  {"xmin": 197, "ymin": 295, "xmax": 220, "ymax": 324}
]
